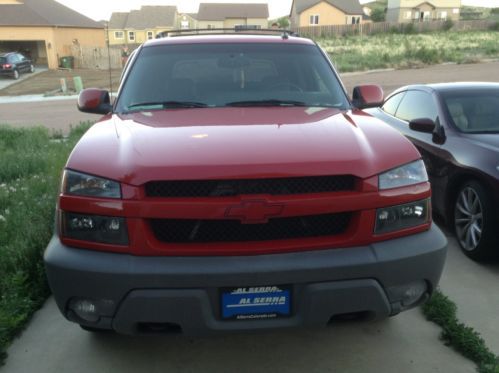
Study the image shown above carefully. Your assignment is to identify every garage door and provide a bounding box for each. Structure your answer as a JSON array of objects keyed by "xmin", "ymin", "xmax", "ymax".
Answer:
[{"xmin": 0, "ymin": 40, "xmax": 47, "ymax": 67}]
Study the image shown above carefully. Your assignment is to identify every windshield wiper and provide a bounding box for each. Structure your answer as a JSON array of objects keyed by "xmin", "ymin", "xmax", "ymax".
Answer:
[
  {"xmin": 225, "ymin": 99, "xmax": 308, "ymax": 107},
  {"xmin": 126, "ymin": 101, "xmax": 208, "ymax": 111}
]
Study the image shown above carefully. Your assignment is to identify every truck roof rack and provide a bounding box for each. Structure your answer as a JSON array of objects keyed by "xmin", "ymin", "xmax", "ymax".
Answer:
[{"xmin": 156, "ymin": 28, "xmax": 299, "ymax": 39}]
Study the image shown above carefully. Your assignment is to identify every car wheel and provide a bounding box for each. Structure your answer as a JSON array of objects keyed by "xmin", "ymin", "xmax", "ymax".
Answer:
[
  {"xmin": 454, "ymin": 180, "xmax": 497, "ymax": 260},
  {"xmin": 13, "ymin": 69, "xmax": 19, "ymax": 80},
  {"xmin": 29, "ymin": 64, "xmax": 35, "ymax": 73}
]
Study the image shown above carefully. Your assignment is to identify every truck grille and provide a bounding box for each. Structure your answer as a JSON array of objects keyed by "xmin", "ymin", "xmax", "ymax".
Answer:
[
  {"xmin": 150, "ymin": 213, "xmax": 351, "ymax": 243},
  {"xmin": 145, "ymin": 175, "xmax": 355, "ymax": 197}
]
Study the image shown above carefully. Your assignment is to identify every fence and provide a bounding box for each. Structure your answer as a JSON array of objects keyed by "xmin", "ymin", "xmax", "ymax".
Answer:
[
  {"xmin": 70, "ymin": 45, "xmax": 122, "ymax": 70},
  {"xmin": 294, "ymin": 19, "xmax": 497, "ymax": 38}
]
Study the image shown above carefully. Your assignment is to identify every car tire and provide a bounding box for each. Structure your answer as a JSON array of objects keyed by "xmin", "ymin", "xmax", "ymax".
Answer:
[
  {"xmin": 13, "ymin": 69, "xmax": 19, "ymax": 80},
  {"xmin": 453, "ymin": 180, "xmax": 497, "ymax": 260},
  {"xmin": 29, "ymin": 64, "xmax": 35, "ymax": 73}
]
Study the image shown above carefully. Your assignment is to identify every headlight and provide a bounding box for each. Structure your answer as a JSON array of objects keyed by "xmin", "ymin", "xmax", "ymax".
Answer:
[
  {"xmin": 62, "ymin": 170, "xmax": 121, "ymax": 198},
  {"xmin": 379, "ymin": 160, "xmax": 428, "ymax": 190},
  {"xmin": 375, "ymin": 199, "xmax": 430, "ymax": 234}
]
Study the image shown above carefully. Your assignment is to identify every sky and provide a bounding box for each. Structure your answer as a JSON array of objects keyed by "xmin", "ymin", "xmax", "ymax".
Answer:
[{"xmin": 54, "ymin": 0, "xmax": 499, "ymax": 21}]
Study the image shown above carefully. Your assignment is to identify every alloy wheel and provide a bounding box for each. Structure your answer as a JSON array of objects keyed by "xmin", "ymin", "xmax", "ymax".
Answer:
[{"xmin": 454, "ymin": 186, "xmax": 483, "ymax": 251}]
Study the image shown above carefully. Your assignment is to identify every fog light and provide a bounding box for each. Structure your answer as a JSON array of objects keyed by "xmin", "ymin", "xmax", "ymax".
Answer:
[
  {"xmin": 68, "ymin": 298, "xmax": 116, "ymax": 323},
  {"xmin": 70, "ymin": 299, "xmax": 100, "ymax": 322},
  {"xmin": 387, "ymin": 281, "xmax": 428, "ymax": 309},
  {"xmin": 62, "ymin": 212, "xmax": 128, "ymax": 245},
  {"xmin": 375, "ymin": 199, "xmax": 430, "ymax": 234}
]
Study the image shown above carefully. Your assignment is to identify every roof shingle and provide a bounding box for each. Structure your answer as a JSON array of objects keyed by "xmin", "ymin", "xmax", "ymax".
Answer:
[
  {"xmin": 109, "ymin": 6, "xmax": 177, "ymax": 30},
  {"xmin": 0, "ymin": 0, "xmax": 104, "ymax": 28},
  {"xmin": 197, "ymin": 3, "xmax": 269, "ymax": 21},
  {"xmin": 294, "ymin": 0, "xmax": 364, "ymax": 15}
]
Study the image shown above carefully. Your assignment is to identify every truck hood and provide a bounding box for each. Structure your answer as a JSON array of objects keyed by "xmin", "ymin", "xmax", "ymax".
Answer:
[{"xmin": 67, "ymin": 107, "xmax": 421, "ymax": 186}]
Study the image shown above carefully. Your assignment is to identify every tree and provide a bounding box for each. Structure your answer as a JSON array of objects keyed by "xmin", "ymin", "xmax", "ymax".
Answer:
[
  {"xmin": 269, "ymin": 16, "xmax": 290, "ymax": 29},
  {"xmin": 370, "ymin": 7, "xmax": 386, "ymax": 22}
]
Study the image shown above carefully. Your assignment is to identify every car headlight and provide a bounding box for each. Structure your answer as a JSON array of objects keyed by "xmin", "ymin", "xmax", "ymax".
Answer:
[
  {"xmin": 379, "ymin": 160, "xmax": 428, "ymax": 190},
  {"xmin": 62, "ymin": 170, "xmax": 121, "ymax": 198}
]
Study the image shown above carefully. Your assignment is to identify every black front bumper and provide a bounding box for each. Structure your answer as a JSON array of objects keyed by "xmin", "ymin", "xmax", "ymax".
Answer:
[{"xmin": 44, "ymin": 225, "xmax": 447, "ymax": 335}]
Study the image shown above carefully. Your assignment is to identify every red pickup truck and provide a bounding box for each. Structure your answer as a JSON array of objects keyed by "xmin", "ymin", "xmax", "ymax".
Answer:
[{"xmin": 44, "ymin": 30, "xmax": 447, "ymax": 334}]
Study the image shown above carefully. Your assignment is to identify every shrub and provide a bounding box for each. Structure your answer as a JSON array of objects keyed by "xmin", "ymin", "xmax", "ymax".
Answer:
[
  {"xmin": 443, "ymin": 19, "xmax": 454, "ymax": 31},
  {"xmin": 490, "ymin": 22, "xmax": 499, "ymax": 31},
  {"xmin": 403, "ymin": 23, "xmax": 416, "ymax": 34}
]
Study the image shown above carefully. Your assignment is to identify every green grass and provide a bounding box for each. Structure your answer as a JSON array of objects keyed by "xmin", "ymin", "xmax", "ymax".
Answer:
[
  {"xmin": 317, "ymin": 31, "xmax": 499, "ymax": 72},
  {"xmin": 0, "ymin": 123, "xmax": 91, "ymax": 366},
  {"xmin": 422, "ymin": 290, "xmax": 499, "ymax": 373}
]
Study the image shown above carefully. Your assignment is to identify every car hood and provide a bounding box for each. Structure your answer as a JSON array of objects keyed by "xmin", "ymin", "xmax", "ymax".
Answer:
[{"xmin": 67, "ymin": 107, "xmax": 421, "ymax": 186}]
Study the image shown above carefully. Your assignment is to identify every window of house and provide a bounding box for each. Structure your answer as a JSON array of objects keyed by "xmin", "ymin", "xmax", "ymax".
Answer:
[
  {"xmin": 114, "ymin": 31, "xmax": 124, "ymax": 39},
  {"xmin": 351, "ymin": 17, "xmax": 360, "ymax": 24},
  {"xmin": 128, "ymin": 31, "xmax": 135, "ymax": 42},
  {"xmin": 404, "ymin": 11, "xmax": 412, "ymax": 19},
  {"xmin": 309, "ymin": 15, "xmax": 319, "ymax": 25},
  {"xmin": 147, "ymin": 31, "xmax": 154, "ymax": 40},
  {"xmin": 439, "ymin": 11, "xmax": 447, "ymax": 20}
]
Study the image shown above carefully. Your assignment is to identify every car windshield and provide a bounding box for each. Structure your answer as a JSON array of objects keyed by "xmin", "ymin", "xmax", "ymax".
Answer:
[
  {"xmin": 115, "ymin": 42, "xmax": 350, "ymax": 113},
  {"xmin": 442, "ymin": 88, "xmax": 499, "ymax": 133},
  {"xmin": 0, "ymin": 57, "xmax": 6, "ymax": 64}
]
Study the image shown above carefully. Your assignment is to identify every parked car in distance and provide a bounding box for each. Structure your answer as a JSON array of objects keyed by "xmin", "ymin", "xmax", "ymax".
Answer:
[
  {"xmin": 365, "ymin": 82, "xmax": 499, "ymax": 261},
  {"xmin": 0, "ymin": 52, "xmax": 34, "ymax": 79},
  {"xmin": 44, "ymin": 30, "xmax": 447, "ymax": 335}
]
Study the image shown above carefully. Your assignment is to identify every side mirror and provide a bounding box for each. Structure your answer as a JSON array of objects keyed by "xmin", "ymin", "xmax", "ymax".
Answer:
[
  {"xmin": 352, "ymin": 85, "xmax": 384, "ymax": 109},
  {"xmin": 77, "ymin": 88, "xmax": 112, "ymax": 115},
  {"xmin": 409, "ymin": 118, "xmax": 436, "ymax": 133}
]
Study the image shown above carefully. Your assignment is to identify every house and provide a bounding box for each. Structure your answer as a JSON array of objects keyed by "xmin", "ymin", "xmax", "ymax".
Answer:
[
  {"xmin": 290, "ymin": 0, "xmax": 365, "ymax": 28},
  {"xmin": 196, "ymin": 3, "xmax": 269, "ymax": 29},
  {"xmin": 0, "ymin": 0, "xmax": 105, "ymax": 69},
  {"xmin": 108, "ymin": 6, "xmax": 177, "ymax": 45},
  {"xmin": 178, "ymin": 13, "xmax": 198, "ymax": 30},
  {"xmin": 386, "ymin": 0, "xmax": 461, "ymax": 22}
]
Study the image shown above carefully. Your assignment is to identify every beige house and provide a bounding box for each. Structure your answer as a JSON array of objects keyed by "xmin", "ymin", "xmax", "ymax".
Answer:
[
  {"xmin": 290, "ymin": 0, "xmax": 364, "ymax": 28},
  {"xmin": 108, "ymin": 6, "xmax": 178, "ymax": 45},
  {"xmin": 0, "ymin": 0, "xmax": 105, "ymax": 69},
  {"xmin": 178, "ymin": 13, "xmax": 198, "ymax": 30},
  {"xmin": 386, "ymin": 0, "xmax": 461, "ymax": 22},
  {"xmin": 196, "ymin": 3, "xmax": 269, "ymax": 29}
]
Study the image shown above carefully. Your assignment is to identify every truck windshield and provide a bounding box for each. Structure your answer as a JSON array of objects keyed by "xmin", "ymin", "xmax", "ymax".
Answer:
[{"xmin": 116, "ymin": 42, "xmax": 350, "ymax": 113}]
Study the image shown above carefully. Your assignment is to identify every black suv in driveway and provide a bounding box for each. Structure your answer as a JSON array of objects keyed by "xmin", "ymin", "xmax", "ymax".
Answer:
[{"xmin": 0, "ymin": 52, "xmax": 34, "ymax": 79}]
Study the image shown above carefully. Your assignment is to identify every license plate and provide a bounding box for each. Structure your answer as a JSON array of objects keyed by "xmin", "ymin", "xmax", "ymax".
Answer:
[{"xmin": 221, "ymin": 285, "xmax": 291, "ymax": 320}]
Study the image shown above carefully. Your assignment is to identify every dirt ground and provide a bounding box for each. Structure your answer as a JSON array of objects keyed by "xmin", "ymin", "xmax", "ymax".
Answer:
[{"xmin": 0, "ymin": 69, "xmax": 123, "ymax": 96}]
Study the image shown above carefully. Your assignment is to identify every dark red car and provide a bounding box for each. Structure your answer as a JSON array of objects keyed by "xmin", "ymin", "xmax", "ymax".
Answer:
[
  {"xmin": 44, "ymin": 31, "xmax": 446, "ymax": 334},
  {"xmin": 366, "ymin": 83, "xmax": 499, "ymax": 261}
]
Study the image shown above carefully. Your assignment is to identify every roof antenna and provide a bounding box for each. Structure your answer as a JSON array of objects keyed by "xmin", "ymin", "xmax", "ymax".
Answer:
[{"xmin": 105, "ymin": 22, "xmax": 113, "ymax": 96}]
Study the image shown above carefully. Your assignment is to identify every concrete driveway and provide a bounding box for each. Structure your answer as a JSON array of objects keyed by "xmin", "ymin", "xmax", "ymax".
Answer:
[{"xmin": 3, "ymin": 236, "xmax": 490, "ymax": 373}]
